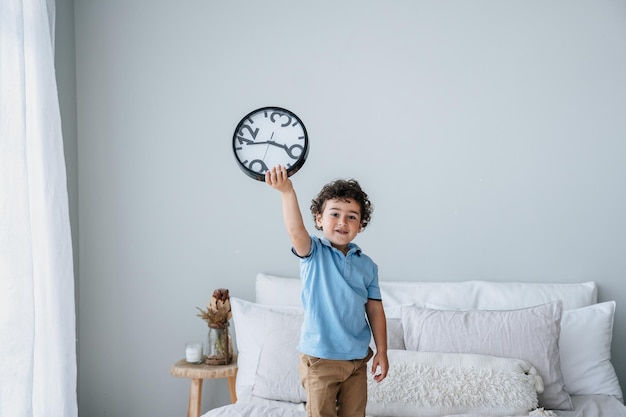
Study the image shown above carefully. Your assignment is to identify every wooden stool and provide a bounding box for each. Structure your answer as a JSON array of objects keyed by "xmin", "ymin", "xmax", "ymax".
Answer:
[{"xmin": 170, "ymin": 356, "xmax": 238, "ymax": 417}]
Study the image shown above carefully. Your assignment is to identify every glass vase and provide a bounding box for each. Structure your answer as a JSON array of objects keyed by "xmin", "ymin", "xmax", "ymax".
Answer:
[{"xmin": 205, "ymin": 324, "xmax": 231, "ymax": 365}]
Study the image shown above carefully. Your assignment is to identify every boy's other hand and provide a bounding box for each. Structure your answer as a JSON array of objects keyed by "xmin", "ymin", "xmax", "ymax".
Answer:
[{"xmin": 371, "ymin": 352, "xmax": 389, "ymax": 383}]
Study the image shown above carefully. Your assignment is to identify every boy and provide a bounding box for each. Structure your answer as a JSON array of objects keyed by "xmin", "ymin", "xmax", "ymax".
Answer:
[{"xmin": 266, "ymin": 165, "xmax": 388, "ymax": 417}]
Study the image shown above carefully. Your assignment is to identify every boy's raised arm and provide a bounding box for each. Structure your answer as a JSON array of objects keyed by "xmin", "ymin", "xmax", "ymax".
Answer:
[{"xmin": 266, "ymin": 165, "xmax": 311, "ymax": 257}]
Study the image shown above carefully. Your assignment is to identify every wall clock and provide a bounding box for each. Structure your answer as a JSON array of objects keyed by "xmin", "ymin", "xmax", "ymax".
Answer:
[{"xmin": 232, "ymin": 106, "xmax": 309, "ymax": 181}]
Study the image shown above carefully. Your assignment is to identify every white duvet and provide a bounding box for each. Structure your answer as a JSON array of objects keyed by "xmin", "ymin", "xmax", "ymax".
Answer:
[{"xmin": 203, "ymin": 395, "xmax": 626, "ymax": 417}]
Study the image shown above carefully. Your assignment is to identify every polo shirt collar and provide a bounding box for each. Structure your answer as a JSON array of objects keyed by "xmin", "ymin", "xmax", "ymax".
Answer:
[{"xmin": 319, "ymin": 237, "xmax": 362, "ymax": 256}]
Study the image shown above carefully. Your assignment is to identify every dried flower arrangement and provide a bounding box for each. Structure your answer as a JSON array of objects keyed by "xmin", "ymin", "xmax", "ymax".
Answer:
[
  {"xmin": 196, "ymin": 288, "xmax": 233, "ymax": 365},
  {"xmin": 196, "ymin": 288, "xmax": 232, "ymax": 329}
]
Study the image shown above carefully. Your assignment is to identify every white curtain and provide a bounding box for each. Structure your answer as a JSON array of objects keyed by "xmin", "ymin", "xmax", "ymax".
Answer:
[{"xmin": 0, "ymin": 0, "xmax": 78, "ymax": 416}]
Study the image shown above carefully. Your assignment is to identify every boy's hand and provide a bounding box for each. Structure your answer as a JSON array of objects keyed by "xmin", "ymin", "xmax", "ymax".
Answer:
[
  {"xmin": 265, "ymin": 165, "xmax": 293, "ymax": 193},
  {"xmin": 371, "ymin": 351, "xmax": 389, "ymax": 383}
]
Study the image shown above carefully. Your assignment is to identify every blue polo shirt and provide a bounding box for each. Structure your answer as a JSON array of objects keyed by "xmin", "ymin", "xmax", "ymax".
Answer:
[{"xmin": 293, "ymin": 235, "xmax": 381, "ymax": 360}]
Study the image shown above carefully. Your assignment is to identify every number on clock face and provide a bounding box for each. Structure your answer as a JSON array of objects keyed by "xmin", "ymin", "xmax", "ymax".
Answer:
[{"xmin": 232, "ymin": 107, "xmax": 309, "ymax": 181}]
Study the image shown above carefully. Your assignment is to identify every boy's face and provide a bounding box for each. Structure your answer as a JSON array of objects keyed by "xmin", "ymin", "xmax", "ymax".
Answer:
[{"xmin": 315, "ymin": 198, "xmax": 363, "ymax": 252}]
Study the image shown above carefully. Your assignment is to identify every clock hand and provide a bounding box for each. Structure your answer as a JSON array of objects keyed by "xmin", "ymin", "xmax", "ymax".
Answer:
[
  {"xmin": 236, "ymin": 137, "xmax": 303, "ymax": 159},
  {"xmin": 255, "ymin": 140, "xmax": 305, "ymax": 159},
  {"xmin": 266, "ymin": 141, "xmax": 303, "ymax": 159},
  {"xmin": 238, "ymin": 139, "xmax": 272, "ymax": 146},
  {"xmin": 261, "ymin": 138, "xmax": 271, "ymax": 163},
  {"xmin": 236, "ymin": 137, "xmax": 274, "ymax": 146},
  {"xmin": 235, "ymin": 137, "xmax": 258, "ymax": 145}
]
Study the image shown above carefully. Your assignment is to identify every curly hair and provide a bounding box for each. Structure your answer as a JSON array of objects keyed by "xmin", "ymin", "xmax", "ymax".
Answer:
[{"xmin": 310, "ymin": 179, "xmax": 373, "ymax": 230}]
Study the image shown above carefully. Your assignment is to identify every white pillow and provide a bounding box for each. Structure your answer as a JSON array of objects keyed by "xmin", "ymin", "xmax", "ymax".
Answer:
[
  {"xmin": 254, "ymin": 273, "xmax": 598, "ymax": 311},
  {"xmin": 256, "ymin": 273, "xmax": 404, "ymax": 351},
  {"xmin": 366, "ymin": 350, "xmax": 543, "ymax": 417},
  {"xmin": 560, "ymin": 301, "xmax": 622, "ymax": 399},
  {"xmin": 370, "ymin": 305, "xmax": 405, "ymax": 351},
  {"xmin": 243, "ymin": 301, "xmax": 551, "ymax": 415},
  {"xmin": 382, "ymin": 281, "xmax": 597, "ymax": 310},
  {"xmin": 244, "ymin": 302, "xmax": 404, "ymax": 404},
  {"xmin": 424, "ymin": 300, "xmax": 624, "ymax": 400},
  {"xmin": 253, "ymin": 309, "xmax": 306, "ymax": 403},
  {"xmin": 230, "ymin": 297, "xmax": 302, "ymax": 403},
  {"xmin": 255, "ymin": 273, "xmax": 302, "ymax": 307},
  {"xmin": 237, "ymin": 299, "xmax": 401, "ymax": 405},
  {"xmin": 401, "ymin": 301, "xmax": 572, "ymax": 410}
]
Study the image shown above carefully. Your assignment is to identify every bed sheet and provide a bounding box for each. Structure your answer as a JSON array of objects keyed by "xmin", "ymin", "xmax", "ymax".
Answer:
[{"xmin": 202, "ymin": 395, "xmax": 626, "ymax": 417}]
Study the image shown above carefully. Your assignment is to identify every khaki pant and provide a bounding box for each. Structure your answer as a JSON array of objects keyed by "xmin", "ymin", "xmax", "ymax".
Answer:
[{"xmin": 298, "ymin": 348, "xmax": 374, "ymax": 417}]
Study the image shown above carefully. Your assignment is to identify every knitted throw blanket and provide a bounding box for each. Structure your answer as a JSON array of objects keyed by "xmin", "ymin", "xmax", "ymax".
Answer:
[{"xmin": 366, "ymin": 350, "xmax": 544, "ymax": 417}]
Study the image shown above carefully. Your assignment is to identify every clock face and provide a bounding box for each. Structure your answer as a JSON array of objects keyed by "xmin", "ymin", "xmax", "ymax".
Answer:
[{"xmin": 232, "ymin": 107, "xmax": 309, "ymax": 181}]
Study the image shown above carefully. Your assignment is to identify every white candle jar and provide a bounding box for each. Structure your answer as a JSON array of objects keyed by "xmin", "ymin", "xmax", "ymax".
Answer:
[{"xmin": 185, "ymin": 342, "xmax": 203, "ymax": 364}]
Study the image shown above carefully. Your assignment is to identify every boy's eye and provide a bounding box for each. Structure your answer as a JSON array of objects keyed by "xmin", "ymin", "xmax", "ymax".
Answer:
[{"xmin": 330, "ymin": 212, "xmax": 339, "ymax": 217}]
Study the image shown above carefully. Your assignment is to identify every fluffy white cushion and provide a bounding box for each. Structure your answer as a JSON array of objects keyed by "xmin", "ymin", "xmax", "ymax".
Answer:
[
  {"xmin": 230, "ymin": 297, "xmax": 302, "ymax": 403},
  {"xmin": 366, "ymin": 350, "xmax": 543, "ymax": 417},
  {"xmin": 401, "ymin": 301, "xmax": 572, "ymax": 410},
  {"xmin": 560, "ymin": 301, "xmax": 622, "ymax": 399},
  {"xmin": 253, "ymin": 309, "xmax": 306, "ymax": 403}
]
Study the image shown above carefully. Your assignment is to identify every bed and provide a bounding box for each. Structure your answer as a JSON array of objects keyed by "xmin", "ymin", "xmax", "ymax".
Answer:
[{"xmin": 203, "ymin": 273, "xmax": 625, "ymax": 417}]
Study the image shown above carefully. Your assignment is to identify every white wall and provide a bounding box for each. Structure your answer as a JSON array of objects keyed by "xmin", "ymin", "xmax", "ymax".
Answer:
[{"xmin": 66, "ymin": 1, "xmax": 626, "ymax": 416}]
